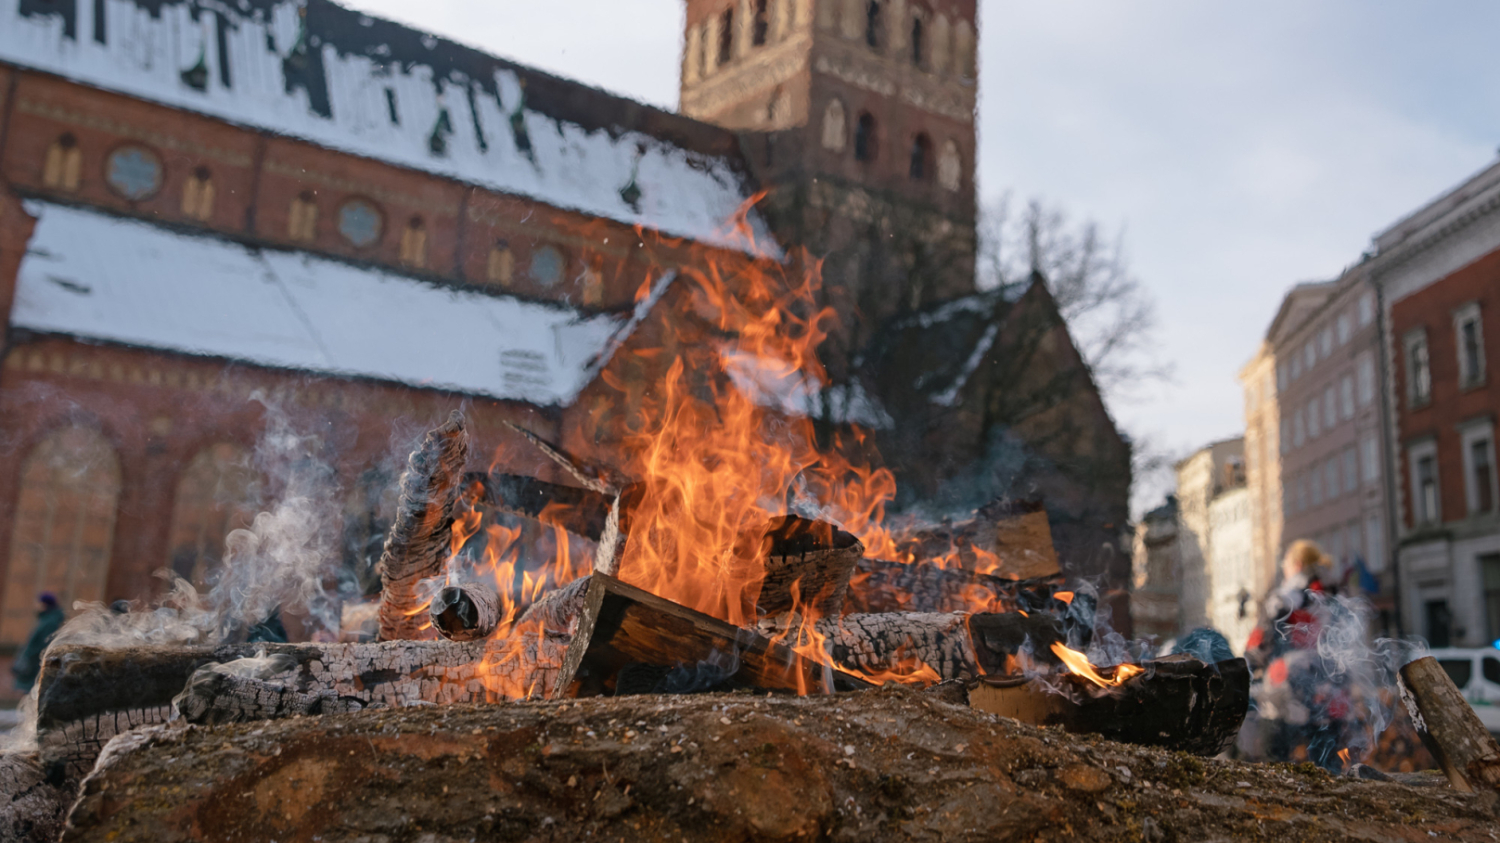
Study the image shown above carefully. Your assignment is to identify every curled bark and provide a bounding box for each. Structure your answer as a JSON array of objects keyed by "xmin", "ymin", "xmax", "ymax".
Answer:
[{"xmin": 378, "ymin": 411, "xmax": 471, "ymax": 641}]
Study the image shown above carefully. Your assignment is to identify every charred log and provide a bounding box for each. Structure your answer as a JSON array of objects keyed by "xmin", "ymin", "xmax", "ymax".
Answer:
[
  {"xmin": 1399, "ymin": 655, "xmax": 1500, "ymax": 792},
  {"xmin": 748, "ymin": 515, "xmax": 864, "ymax": 618},
  {"xmin": 813, "ymin": 612, "xmax": 976, "ymax": 680},
  {"xmin": 552, "ymin": 574, "xmax": 870, "ymax": 698},
  {"xmin": 968, "ymin": 653, "xmax": 1250, "ymax": 756},
  {"xmin": 844, "ymin": 557, "xmax": 1065, "ymax": 615},
  {"xmin": 172, "ymin": 658, "xmax": 368, "ymax": 726},
  {"xmin": 378, "ymin": 411, "xmax": 471, "ymax": 641},
  {"xmin": 0, "ymin": 751, "xmax": 68, "ymax": 843},
  {"xmin": 892, "ymin": 497, "xmax": 1061, "ymax": 581},
  {"xmin": 429, "ymin": 583, "xmax": 501, "ymax": 642}
]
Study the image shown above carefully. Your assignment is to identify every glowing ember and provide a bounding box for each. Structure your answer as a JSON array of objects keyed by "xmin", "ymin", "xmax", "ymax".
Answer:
[
  {"xmin": 1050, "ymin": 643, "xmax": 1145, "ymax": 689},
  {"xmin": 1053, "ymin": 591, "xmax": 1075, "ymax": 604}
]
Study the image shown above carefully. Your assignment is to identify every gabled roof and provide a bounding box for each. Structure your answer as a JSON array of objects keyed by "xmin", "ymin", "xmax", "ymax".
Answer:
[
  {"xmin": 1263, "ymin": 279, "xmax": 1337, "ymax": 346},
  {"xmin": 0, "ymin": 0, "xmax": 776, "ymax": 255},
  {"xmin": 13, "ymin": 200, "xmax": 643, "ymax": 406}
]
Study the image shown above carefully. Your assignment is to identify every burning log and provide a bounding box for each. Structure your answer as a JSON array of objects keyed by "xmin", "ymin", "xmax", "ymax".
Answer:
[
  {"xmin": 61, "ymin": 687, "xmax": 1500, "ymax": 843},
  {"xmin": 0, "ymin": 751, "xmax": 68, "ymax": 843},
  {"xmin": 968, "ymin": 653, "xmax": 1251, "ymax": 756},
  {"xmin": 845, "ymin": 558, "xmax": 1065, "ymax": 615},
  {"xmin": 893, "ymin": 498, "xmax": 1061, "ymax": 580},
  {"xmin": 428, "ymin": 582, "xmax": 501, "ymax": 642},
  {"xmin": 32, "ymin": 636, "xmax": 563, "ymax": 778},
  {"xmin": 748, "ymin": 515, "xmax": 864, "ymax": 617},
  {"xmin": 171, "ymin": 656, "xmax": 368, "ymax": 725},
  {"xmin": 471, "ymin": 471, "xmax": 616, "ymax": 541},
  {"xmin": 552, "ymin": 573, "xmax": 870, "ymax": 698},
  {"xmin": 1398, "ymin": 655, "xmax": 1500, "ymax": 792},
  {"xmin": 378, "ymin": 411, "xmax": 471, "ymax": 641}
]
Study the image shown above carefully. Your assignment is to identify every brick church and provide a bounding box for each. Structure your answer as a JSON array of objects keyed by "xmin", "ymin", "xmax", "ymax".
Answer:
[{"xmin": 0, "ymin": 0, "xmax": 1130, "ymax": 656}]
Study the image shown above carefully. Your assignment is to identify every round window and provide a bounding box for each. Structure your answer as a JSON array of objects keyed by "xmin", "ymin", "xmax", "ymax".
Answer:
[
  {"xmin": 529, "ymin": 245, "xmax": 564, "ymax": 287},
  {"xmin": 105, "ymin": 145, "xmax": 162, "ymax": 200},
  {"xmin": 337, "ymin": 199, "xmax": 383, "ymax": 247}
]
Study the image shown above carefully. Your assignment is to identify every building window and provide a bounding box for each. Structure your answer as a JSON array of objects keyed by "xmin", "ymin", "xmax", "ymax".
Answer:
[
  {"xmin": 1307, "ymin": 398, "xmax": 1320, "ymax": 438},
  {"xmin": 1, "ymin": 427, "xmax": 120, "ymax": 645},
  {"xmin": 1405, "ymin": 329, "xmax": 1432, "ymax": 406},
  {"xmin": 580, "ymin": 262, "xmax": 604, "ymax": 306},
  {"xmin": 1304, "ymin": 341, "xmax": 1315, "ymax": 370},
  {"xmin": 854, "ymin": 112, "xmax": 877, "ymax": 162},
  {"xmin": 1343, "ymin": 447, "xmax": 1357, "ymax": 494},
  {"xmin": 1454, "ymin": 302, "xmax": 1485, "ymax": 388},
  {"xmin": 1323, "ymin": 385, "xmax": 1336, "ymax": 428},
  {"xmin": 167, "ymin": 443, "xmax": 261, "ymax": 587},
  {"xmin": 1358, "ymin": 292, "xmax": 1375, "ymax": 326},
  {"xmin": 1311, "ymin": 470, "xmax": 1323, "ymax": 506},
  {"xmin": 1339, "ymin": 374, "xmax": 1354, "ymax": 419},
  {"xmin": 1277, "ymin": 363, "xmax": 1288, "ymax": 391},
  {"xmin": 530, "ymin": 244, "xmax": 565, "ymax": 287},
  {"xmin": 1296, "ymin": 474, "xmax": 1308, "ymax": 512},
  {"xmin": 289, "ymin": 192, "xmax": 318, "ymax": 242},
  {"xmin": 400, "ymin": 216, "xmax": 428, "ymax": 269},
  {"xmin": 1291, "ymin": 355, "xmax": 1302, "ymax": 381},
  {"xmin": 752, "ymin": 0, "xmax": 770, "ymax": 45},
  {"xmin": 865, "ymin": 0, "xmax": 882, "ymax": 49},
  {"xmin": 1410, "ymin": 440, "xmax": 1440, "ymax": 526},
  {"xmin": 1324, "ymin": 458, "xmax": 1339, "ymax": 500},
  {"xmin": 1461, "ymin": 424, "xmax": 1496, "ymax": 516},
  {"xmin": 1483, "ymin": 554, "xmax": 1500, "ymax": 645},
  {"xmin": 181, "ymin": 166, "xmax": 215, "ymax": 221},
  {"xmin": 487, "ymin": 242, "xmax": 515, "ymax": 287},
  {"xmin": 1293, "ymin": 410, "xmax": 1305, "ymax": 448},
  {"xmin": 1280, "ymin": 418, "xmax": 1290, "ymax": 454},
  {"xmin": 1426, "ymin": 600, "xmax": 1452, "ymax": 648},
  {"xmin": 1357, "ymin": 353, "xmax": 1375, "ymax": 406},
  {"xmin": 1319, "ymin": 327, "xmax": 1333, "ymax": 358},
  {"xmin": 336, "ymin": 198, "xmax": 382, "ymax": 248},
  {"xmin": 908, "ymin": 133, "xmax": 931, "ymax": 180},
  {"xmin": 821, "ymin": 99, "xmax": 847, "ymax": 151},
  {"xmin": 937, "ymin": 139, "xmax": 961, "ymax": 191},
  {"xmin": 718, "ymin": 7, "xmax": 734, "ymax": 65},
  {"xmin": 1336, "ymin": 312, "xmax": 1351, "ymax": 345},
  {"xmin": 1366, "ymin": 513, "xmax": 1384, "ymax": 571},
  {"xmin": 105, "ymin": 144, "xmax": 163, "ymax": 200},
  {"xmin": 43, "ymin": 134, "xmax": 82, "ymax": 191},
  {"xmin": 1362, "ymin": 433, "xmax": 1379, "ymax": 485},
  {"xmin": 910, "ymin": 13, "xmax": 925, "ymax": 66}
]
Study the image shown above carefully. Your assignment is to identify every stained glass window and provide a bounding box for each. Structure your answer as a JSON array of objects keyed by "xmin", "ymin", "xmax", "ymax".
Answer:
[{"xmin": 106, "ymin": 145, "xmax": 162, "ymax": 200}]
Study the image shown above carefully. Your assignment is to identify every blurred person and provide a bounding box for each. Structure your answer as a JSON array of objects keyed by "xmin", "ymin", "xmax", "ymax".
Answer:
[
  {"xmin": 1247, "ymin": 540, "xmax": 1330, "ymax": 667},
  {"xmin": 10, "ymin": 593, "xmax": 64, "ymax": 692}
]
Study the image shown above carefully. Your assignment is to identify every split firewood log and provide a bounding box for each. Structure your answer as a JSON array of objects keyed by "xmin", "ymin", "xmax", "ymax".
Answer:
[
  {"xmin": 1399, "ymin": 655, "xmax": 1500, "ymax": 792},
  {"xmin": 0, "ymin": 750, "xmax": 68, "ymax": 843},
  {"xmin": 171, "ymin": 654, "xmax": 369, "ymax": 726},
  {"xmin": 892, "ymin": 497, "xmax": 1061, "ymax": 581},
  {"xmin": 428, "ymin": 582, "xmax": 501, "ymax": 642},
  {"xmin": 378, "ymin": 411, "xmax": 471, "ymax": 641},
  {"xmin": 61, "ymin": 687, "xmax": 1500, "ymax": 843},
  {"xmin": 553, "ymin": 574, "xmax": 869, "ymax": 698},
  {"xmin": 845, "ymin": 557, "xmax": 1064, "ymax": 614},
  {"xmin": 746, "ymin": 515, "xmax": 864, "ymax": 618}
]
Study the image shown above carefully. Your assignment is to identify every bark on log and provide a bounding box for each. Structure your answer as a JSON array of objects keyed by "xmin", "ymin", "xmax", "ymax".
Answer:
[
  {"xmin": 1398, "ymin": 655, "xmax": 1500, "ymax": 792},
  {"xmin": 0, "ymin": 751, "xmax": 68, "ymax": 843},
  {"xmin": 428, "ymin": 582, "xmax": 501, "ymax": 642},
  {"xmin": 34, "ymin": 636, "xmax": 563, "ymax": 778},
  {"xmin": 892, "ymin": 497, "xmax": 1061, "ymax": 581},
  {"xmin": 172, "ymin": 660, "xmax": 369, "ymax": 725},
  {"xmin": 751, "ymin": 515, "xmax": 864, "ymax": 618},
  {"xmin": 552, "ymin": 574, "xmax": 870, "ymax": 698},
  {"xmin": 845, "ymin": 557, "xmax": 1064, "ymax": 615},
  {"xmin": 60, "ymin": 687, "xmax": 1500, "ymax": 843},
  {"xmin": 469, "ymin": 471, "xmax": 616, "ymax": 541},
  {"xmin": 813, "ymin": 613, "xmax": 977, "ymax": 681},
  {"xmin": 378, "ymin": 411, "xmax": 471, "ymax": 641}
]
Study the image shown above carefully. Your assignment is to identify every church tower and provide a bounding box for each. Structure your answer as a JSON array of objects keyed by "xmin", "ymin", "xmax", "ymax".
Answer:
[{"xmin": 679, "ymin": 0, "xmax": 979, "ymax": 371}]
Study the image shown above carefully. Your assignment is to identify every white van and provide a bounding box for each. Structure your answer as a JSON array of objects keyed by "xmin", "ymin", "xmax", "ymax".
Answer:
[{"xmin": 1428, "ymin": 648, "xmax": 1500, "ymax": 735}]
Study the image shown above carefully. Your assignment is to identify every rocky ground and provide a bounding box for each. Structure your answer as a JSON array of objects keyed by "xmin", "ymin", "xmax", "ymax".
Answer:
[{"xmin": 60, "ymin": 685, "xmax": 1499, "ymax": 843}]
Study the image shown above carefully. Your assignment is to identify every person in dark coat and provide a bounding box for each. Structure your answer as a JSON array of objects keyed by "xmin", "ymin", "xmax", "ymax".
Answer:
[{"xmin": 11, "ymin": 593, "xmax": 65, "ymax": 692}]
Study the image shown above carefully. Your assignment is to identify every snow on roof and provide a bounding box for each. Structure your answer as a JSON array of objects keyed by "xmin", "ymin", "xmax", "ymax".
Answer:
[
  {"xmin": 0, "ymin": 0, "xmax": 775, "ymax": 255},
  {"xmin": 13, "ymin": 200, "xmax": 632, "ymax": 406}
]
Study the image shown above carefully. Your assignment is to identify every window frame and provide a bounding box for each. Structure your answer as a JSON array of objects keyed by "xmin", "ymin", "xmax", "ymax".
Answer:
[
  {"xmin": 1404, "ymin": 328, "xmax": 1433, "ymax": 408},
  {"xmin": 1408, "ymin": 437, "xmax": 1441, "ymax": 526},
  {"xmin": 1459, "ymin": 419, "xmax": 1497, "ymax": 517},
  {"xmin": 1454, "ymin": 302, "xmax": 1486, "ymax": 389}
]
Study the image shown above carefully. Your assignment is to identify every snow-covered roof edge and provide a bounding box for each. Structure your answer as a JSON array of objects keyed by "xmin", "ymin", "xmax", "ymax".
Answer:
[{"xmin": 0, "ymin": 0, "xmax": 779, "ymax": 257}]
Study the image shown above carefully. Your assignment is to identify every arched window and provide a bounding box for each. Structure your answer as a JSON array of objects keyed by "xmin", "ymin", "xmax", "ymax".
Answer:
[
  {"xmin": 938, "ymin": 139, "xmax": 962, "ymax": 191},
  {"xmin": 580, "ymin": 261, "xmax": 604, "ymax": 306},
  {"xmin": 181, "ymin": 166, "xmax": 215, "ymax": 222},
  {"xmin": 684, "ymin": 25, "xmax": 702, "ymax": 83},
  {"xmin": 931, "ymin": 13, "xmax": 951, "ymax": 73},
  {"xmin": 821, "ymin": 99, "xmax": 847, "ymax": 151},
  {"xmin": 910, "ymin": 14, "xmax": 925, "ymax": 67},
  {"xmin": 864, "ymin": 0, "xmax": 882, "ymax": 49},
  {"xmin": 166, "ymin": 443, "xmax": 261, "ymax": 587},
  {"xmin": 752, "ymin": 0, "xmax": 770, "ymax": 46},
  {"xmin": 909, "ymin": 133, "xmax": 932, "ymax": 180},
  {"xmin": 487, "ymin": 242, "xmax": 515, "ymax": 287},
  {"xmin": 400, "ymin": 216, "xmax": 428, "ymax": 269},
  {"xmin": 2, "ymin": 427, "xmax": 121, "ymax": 644},
  {"xmin": 854, "ymin": 112, "xmax": 877, "ymax": 162},
  {"xmin": 288, "ymin": 191, "xmax": 318, "ymax": 242},
  {"xmin": 337, "ymin": 198, "xmax": 383, "ymax": 248},
  {"xmin": 955, "ymin": 19, "xmax": 976, "ymax": 79},
  {"xmin": 530, "ymin": 245, "xmax": 566, "ymax": 287},
  {"xmin": 718, "ymin": 7, "xmax": 735, "ymax": 65},
  {"xmin": 43, "ymin": 134, "xmax": 82, "ymax": 192}
]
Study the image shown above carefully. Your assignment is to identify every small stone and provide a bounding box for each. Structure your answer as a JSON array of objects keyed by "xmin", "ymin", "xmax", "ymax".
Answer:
[
  {"xmin": 567, "ymin": 776, "xmax": 577, "ymax": 787},
  {"xmin": 1235, "ymin": 781, "xmax": 1251, "ymax": 788},
  {"xmin": 720, "ymin": 717, "xmax": 731, "ymax": 725},
  {"xmin": 670, "ymin": 745, "xmax": 683, "ymax": 754},
  {"xmin": 844, "ymin": 745, "xmax": 856, "ymax": 756}
]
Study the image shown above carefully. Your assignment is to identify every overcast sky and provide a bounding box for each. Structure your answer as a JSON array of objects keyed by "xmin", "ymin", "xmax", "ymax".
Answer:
[{"xmin": 348, "ymin": 0, "xmax": 1500, "ymax": 509}]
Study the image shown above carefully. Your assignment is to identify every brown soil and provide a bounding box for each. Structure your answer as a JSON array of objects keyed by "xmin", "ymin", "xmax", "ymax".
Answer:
[{"xmin": 63, "ymin": 685, "xmax": 1498, "ymax": 843}]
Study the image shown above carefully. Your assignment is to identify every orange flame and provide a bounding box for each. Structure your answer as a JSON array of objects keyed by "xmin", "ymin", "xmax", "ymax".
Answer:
[
  {"xmin": 1050, "ymin": 643, "xmax": 1145, "ymax": 689},
  {"xmin": 1338, "ymin": 748, "xmax": 1351, "ymax": 769},
  {"xmin": 1053, "ymin": 591, "xmax": 1075, "ymax": 604}
]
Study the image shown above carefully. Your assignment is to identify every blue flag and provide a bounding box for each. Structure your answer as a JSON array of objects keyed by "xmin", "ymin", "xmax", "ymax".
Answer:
[{"xmin": 1352, "ymin": 555, "xmax": 1379, "ymax": 594}]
